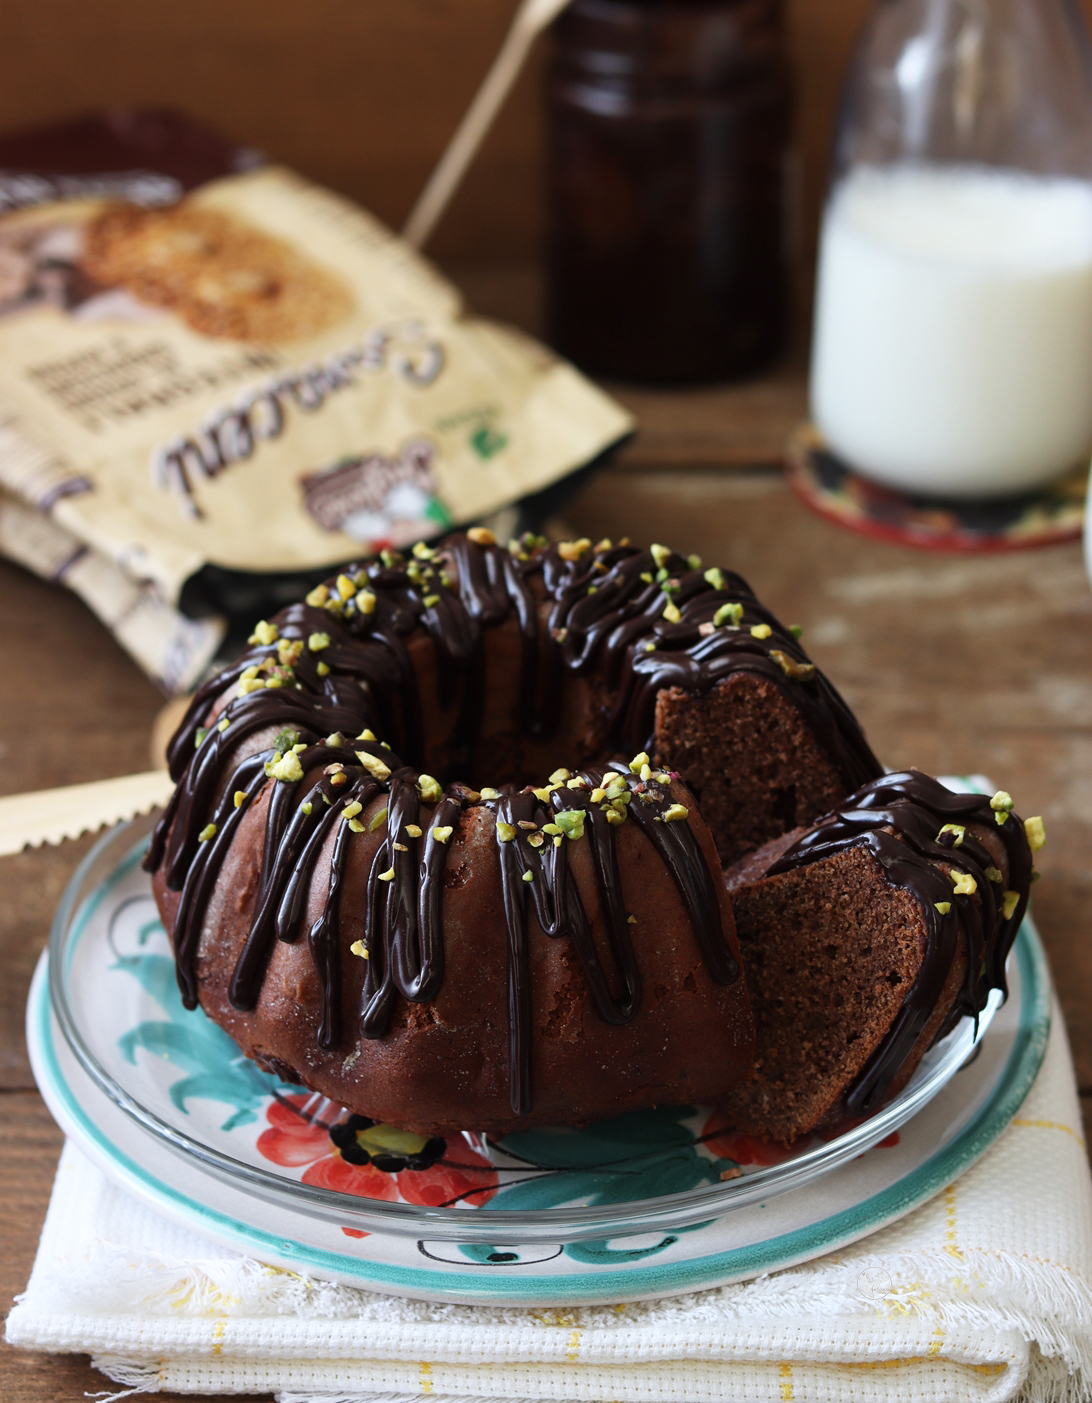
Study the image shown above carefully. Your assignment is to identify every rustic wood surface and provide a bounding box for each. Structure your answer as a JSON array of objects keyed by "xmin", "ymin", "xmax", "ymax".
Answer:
[
  {"xmin": 2, "ymin": 386, "xmax": 1092, "ymax": 1394},
  {"xmin": 5, "ymin": 0, "xmax": 1092, "ymax": 273}
]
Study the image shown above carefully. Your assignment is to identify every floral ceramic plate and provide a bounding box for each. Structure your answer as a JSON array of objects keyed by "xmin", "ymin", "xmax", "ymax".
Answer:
[{"xmin": 28, "ymin": 796, "xmax": 1050, "ymax": 1305}]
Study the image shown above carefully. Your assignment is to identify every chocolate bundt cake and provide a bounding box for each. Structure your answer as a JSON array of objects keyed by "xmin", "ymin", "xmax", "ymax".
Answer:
[
  {"xmin": 722, "ymin": 771, "xmax": 1038, "ymax": 1143},
  {"xmin": 146, "ymin": 530, "xmax": 881, "ymax": 1133},
  {"xmin": 145, "ymin": 530, "xmax": 1037, "ymax": 1142}
]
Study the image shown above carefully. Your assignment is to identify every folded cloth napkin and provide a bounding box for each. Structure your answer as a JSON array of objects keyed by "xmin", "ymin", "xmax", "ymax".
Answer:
[{"xmin": 7, "ymin": 995, "xmax": 1092, "ymax": 1403}]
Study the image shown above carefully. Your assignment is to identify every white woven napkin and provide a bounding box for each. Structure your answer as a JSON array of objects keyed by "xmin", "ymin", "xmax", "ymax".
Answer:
[{"xmin": 8, "ymin": 995, "xmax": 1092, "ymax": 1403}]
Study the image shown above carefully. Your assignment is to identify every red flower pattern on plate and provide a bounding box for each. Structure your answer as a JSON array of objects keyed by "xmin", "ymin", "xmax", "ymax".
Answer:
[{"xmin": 256, "ymin": 1094, "xmax": 499, "ymax": 1222}]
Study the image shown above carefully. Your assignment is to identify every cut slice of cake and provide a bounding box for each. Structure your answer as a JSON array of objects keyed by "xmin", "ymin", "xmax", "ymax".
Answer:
[{"xmin": 720, "ymin": 771, "xmax": 1038, "ymax": 1144}]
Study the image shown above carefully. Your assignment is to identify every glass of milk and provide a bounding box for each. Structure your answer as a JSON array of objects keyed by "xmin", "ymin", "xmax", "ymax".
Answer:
[{"xmin": 810, "ymin": 0, "xmax": 1092, "ymax": 499}]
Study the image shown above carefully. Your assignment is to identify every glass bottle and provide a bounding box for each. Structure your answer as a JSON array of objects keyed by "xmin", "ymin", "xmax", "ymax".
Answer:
[
  {"xmin": 546, "ymin": 0, "xmax": 791, "ymax": 386},
  {"xmin": 810, "ymin": 0, "xmax": 1092, "ymax": 499}
]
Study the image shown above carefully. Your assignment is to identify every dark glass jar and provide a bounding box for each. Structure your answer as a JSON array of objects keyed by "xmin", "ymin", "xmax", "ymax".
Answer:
[{"xmin": 546, "ymin": 0, "xmax": 790, "ymax": 385}]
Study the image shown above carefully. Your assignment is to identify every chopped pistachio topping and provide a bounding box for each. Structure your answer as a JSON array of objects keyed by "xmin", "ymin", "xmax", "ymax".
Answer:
[
  {"xmin": 554, "ymin": 834, "xmax": 564, "ymax": 846},
  {"xmin": 356, "ymin": 751, "xmax": 392, "ymax": 782},
  {"xmin": 542, "ymin": 823, "xmax": 562, "ymax": 836},
  {"xmin": 644, "ymin": 641, "xmax": 657, "ymax": 653},
  {"xmin": 336, "ymin": 573, "xmax": 356, "ymax": 601},
  {"xmin": 557, "ymin": 537, "xmax": 592, "ymax": 562},
  {"xmin": 995, "ymin": 810, "xmax": 1010, "ymax": 826},
  {"xmin": 656, "ymin": 772, "xmax": 672, "ymax": 785},
  {"xmin": 662, "ymin": 803, "xmax": 689, "ymax": 823},
  {"xmin": 528, "ymin": 832, "xmax": 545, "ymax": 848},
  {"xmin": 1002, "ymin": 890, "xmax": 1021, "ymax": 920},
  {"xmin": 517, "ymin": 819, "xmax": 538, "ymax": 830},
  {"xmin": 626, "ymin": 914, "xmax": 637, "ymax": 924},
  {"xmin": 650, "ymin": 543, "xmax": 672, "ymax": 569},
  {"xmin": 268, "ymin": 752, "xmax": 304, "ymax": 783},
  {"xmin": 703, "ymin": 567, "xmax": 726, "ymax": 591},
  {"xmin": 417, "ymin": 774, "xmax": 443, "ymax": 804},
  {"xmin": 567, "ymin": 776, "xmax": 588, "ymax": 790},
  {"xmin": 195, "ymin": 727, "xmax": 208, "ymax": 747},
  {"xmin": 357, "ymin": 728, "xmax": 377, "ymax": 742},
  {"xmin": 985, "ymin": 866, "xmax": 1003, "ymax": 883},
  {"xmin": 274, "ymin": 728, "xmax": 300, "ymax": 753},
  {"xmin": 217, "ymin": 717, "xmax": 230, "ymax": 732},
  {"xmin": 605, "ymin": 809, "xmax": 625, "ymax": 826},
  {"xmin": 328, "ymin": 771, "xmax": 347, "ymax": 787},
  {"xmin": 393, "ymin": 841, "xmax": 408, "ymax": 851},
  {"xmin": 990, "ymin": 790, "xmax": 1014, "ymax": 813},
  {"xmin": 663, "ymin": 601, "xmax": 682, "ymax": 624},
  {"xmin": 595, "ymin": 537, "xmax": 613, "ymax": 552},
  {"xmin": 233, "ymin": 790, "xmax": 247, "ymax": 808},
  {"xmin": 278, "ymin": 638, "xmax": 304, "ymax": 666},
  {"xmin": 316, "ymin": 661, "xmax": 331, "ymax": 677},
  {"xmin": 405, "ymin": 823, "xmax": 423, "ymax": 838},
  {"xmin": 342, "ymin": 800, "xmax": 363, "ymax": 821},
  {"xmin": 770, "ymin": 649, "xmax": 816, "ymax": 682},
  {"xmin": 479, "ymin": 786, "xmax": 501, "ymax": 800},
  {"xmin": 308, "ymin": 631, "xmax": 331, "ymax": 652},
  {"xmin": 630, "ymin": 752, "xmax": 650, "ymax": 773},
  {"xmin": 935, "ymin": 901, "xmax": 952, "ymax": 915},
  {"xmin": 237, "ymin": 677, "xmax": 266, "ymax": 696},
  {"xmin": 248, "ymin": 620, "xmax": 279, "ymax": 646},
  {"xmin": 323, "ymin": 596, "xmax": 345, "ymax": 616},
  {"xmin": 496, "ymin": 821, "xmax": 518, "ymax": 842},
  {"xmin": 938, "ymin": 823, "xmax": 966, "ymax": 847},
  {"xmin": 348, "ymin": 819, "xmax": 366, "ymax": 833},
  {"xmin": 377, "ymin": 867, "xmax": 396, "ymax": 882},
  {"xmin": 432, "ymin": 825, "xmax": 454, "ymax": 844},
  {"xmin": 467, "ymin": 526, "xmax": 496, "ymax": 546},
  {"xmin": 356, "ymin": 589, "xmax": 377, "ymax": 615},
  {"xmin": 687, "ymin": 553, "xmax": 702, "ymax": 571},
  {"xmin": 554, "ymin": 809, "xmax": 586, "ymax": 840},
  {"xmin": 590, "ymin": 787, "xmax": 606, "ymax": 804},
  {"xmin": 713, "ymin": 602, "xmax": 743, "ymax": 628},
  {"xmin": 1025, "ymin": 816, "xmax": 1046, "ymax": 851},
  {"xmin": 413, "ymin": 541, "xmax": 437, "ymax": 559},
  {"xmin": 549, "ymin": 767, "xmax": 571, "ymax": 784},
  {"xmin": 750, "ymin": 623, "xmax": 773, "ymax": 640},
  {"xmin": 789, "ymin": 624, "xmax": 804, "ymax": 639},
  {"xmin": 521, "ymin": 870, "xmax": 534, "ymax": 883},
  {"xmin": 532, "ymin": 786, "xmax": 553, "ymax": 802},
  {"xmin": 301, "ymin": 801, "xmax": 313, "ymax": 815},
  {"xmin": 640, "ymin": 763, "xmax": 652, "ymax": 781},
  {"xmin": 198, "ymin": 823, "xmax": 217, "ymax": 842},
  {"xmin": 423, "ymin": 593, "xmax": 440, "ymax": 608},
  {"xmin": 640, "ymin": 572, "xmax": 654, "ymax": 585},
  {"xmin": 350, "ymin": 940, "xmax": 369, "ymax": 959},
  {"xmin": 368, "ymin": 807, "xmax": 388, "ymax": 832},
  {"xmin": 305, "ymin": 584, "xmax": 329, "ymax": 607},
  {"xmin": 951, "ymin": 871, "xmax": 977, "ymax": 896}
]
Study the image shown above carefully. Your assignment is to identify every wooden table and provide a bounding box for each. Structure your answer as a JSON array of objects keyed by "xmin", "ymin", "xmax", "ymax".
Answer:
[{"xmin": 3, "ymin": 359, "xmax": 1091, "ymax": 1400}]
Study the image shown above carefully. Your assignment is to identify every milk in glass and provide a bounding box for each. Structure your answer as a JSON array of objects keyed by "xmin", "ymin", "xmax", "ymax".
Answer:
[{"xmin": 811, "ymin": 164, "xmax": 1092, "ymax": 497}]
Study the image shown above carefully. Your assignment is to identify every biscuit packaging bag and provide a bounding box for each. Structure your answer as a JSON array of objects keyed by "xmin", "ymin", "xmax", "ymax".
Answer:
[{"xmin": 0, "ymin": 111, "xmax": 632, "ymax": 690}]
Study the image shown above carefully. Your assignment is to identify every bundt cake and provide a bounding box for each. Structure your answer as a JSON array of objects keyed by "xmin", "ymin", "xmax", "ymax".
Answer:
[
  {"xmin": 145, "ymin": 530, "xmax": 1037, "ymax": 1142},
  {"xmin": 722, "ymin": 771, "xmax": 1038, "ymax": 1143}
]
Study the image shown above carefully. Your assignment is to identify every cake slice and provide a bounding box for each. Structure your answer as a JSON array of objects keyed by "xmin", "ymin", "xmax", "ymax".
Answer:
[{"xmin": 719, "ymin": 771, "xmax": 1039, "ymax": 1144}]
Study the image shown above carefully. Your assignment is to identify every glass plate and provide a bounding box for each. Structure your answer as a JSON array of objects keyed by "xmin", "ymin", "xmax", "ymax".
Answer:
[{"xmin": 49, "ymin": 808, "xmax": 1015, "ymax": 1245}]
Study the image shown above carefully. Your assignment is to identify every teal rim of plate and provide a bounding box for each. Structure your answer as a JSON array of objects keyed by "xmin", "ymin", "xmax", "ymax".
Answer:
[{"xmin": 31, "ymin": 903, "xmax": 1051, "ymax": 1303}]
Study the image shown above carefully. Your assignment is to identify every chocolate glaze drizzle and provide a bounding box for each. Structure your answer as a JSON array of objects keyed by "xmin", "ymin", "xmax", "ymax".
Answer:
[
  {"xmin": 145, "ymin": 532, "xmax": 879, "ymax": 1116},
  {"xmin": 768, "ymin": 770, "xmax": 1033, "ymax": 1116}
]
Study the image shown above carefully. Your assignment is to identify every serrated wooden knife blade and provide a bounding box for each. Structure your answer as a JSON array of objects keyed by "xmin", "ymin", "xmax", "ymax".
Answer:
[{"xmin": 0, "ymin": 770, "xmax": 175, "ymax": 857}]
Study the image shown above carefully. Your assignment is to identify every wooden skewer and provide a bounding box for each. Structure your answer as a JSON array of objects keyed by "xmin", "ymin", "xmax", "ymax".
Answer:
[{"xmin": 402, "ymin": 0, "xmax": 573, "ymax": 250}]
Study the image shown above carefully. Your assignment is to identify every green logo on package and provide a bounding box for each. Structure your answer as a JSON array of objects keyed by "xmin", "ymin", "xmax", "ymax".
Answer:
[{"xmin": 470, "ymin": 425, "xmax": 508, "ymax": 460}]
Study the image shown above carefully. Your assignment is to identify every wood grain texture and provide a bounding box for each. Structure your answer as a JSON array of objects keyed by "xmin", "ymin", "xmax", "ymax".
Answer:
[{"xmin": 3, "ymin": 0, "xmax": 1091, "ymax": 271}]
